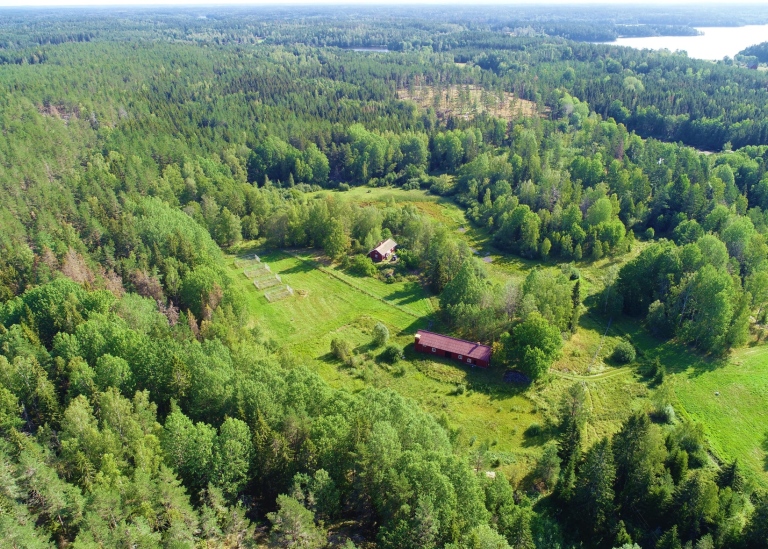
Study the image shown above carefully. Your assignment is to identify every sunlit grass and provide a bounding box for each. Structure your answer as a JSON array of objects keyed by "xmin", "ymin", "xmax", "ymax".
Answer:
[{"xmin": 225, "ymin": 188, "xmax": 768, "ymax": 487}]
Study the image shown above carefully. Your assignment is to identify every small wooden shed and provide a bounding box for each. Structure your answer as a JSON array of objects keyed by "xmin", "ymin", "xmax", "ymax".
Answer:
[
  {"xmin": 414, "ymin": 330, "xmax": 492, "ymax": 368},
  {"xmin": 368, "ymin": 239, "xmax": 397, "ymax": 262}
]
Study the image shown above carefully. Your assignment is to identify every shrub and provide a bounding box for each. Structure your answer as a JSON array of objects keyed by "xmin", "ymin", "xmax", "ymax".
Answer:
[
  {"xmin": 644, "ymin": 227, "xmax": 655, "ymax": 239},
  {"xmin": 397, "ymin": 249, "xmax": 419, "ymax": 269},
  {"xmin": 454, "ymin": 383, "xmax": 466, "ymax": 395},
  {"xmin": 534, "ymin": 441, "xmax": 561, "ymax": 490},
  {"xmin": 611, "ymin": 340, "xmax": 636, "ymax": 364},
  {"xmin": 524, "ymin": 422, "xmax": 542, "ymax": 437},
  {"xmin": 337, "ymin": 182, "xmax": 350, "ymax": 191},
  {"xmin": 645, "ymin": 357, "xmax": 662, "ymax": 377},
  {"xmin": 348, "ymin": 254, "xmax": 378, "ymax": 277},
  {"xmin": 380, "ymin": 344, "xmax": 403, "ymax": 364},
  {"xmin": 330, "ymin": 338, "xmax": 353, "ymax": 365},
  {"xmin": 429, "ymin": 174, "xmax": 456, "ymax": 196},
  {"xmin": 559, "ymin": 263, "xmax": 580, "ymax": 280},
  {"xmin": 660, "ymin": 404, "xmax": 677, "ymax": 424},
  {"xmin": 372, "ymin": 322, "xmax": 389, "ymax": 347}
]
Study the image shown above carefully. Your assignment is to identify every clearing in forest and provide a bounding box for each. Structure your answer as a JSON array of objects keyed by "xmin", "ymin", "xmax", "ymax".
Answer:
[
  {"xmin": 397, "ymin": 84, "xmax": 540, "ymax": 121},
  {"xmin": 668, "ymin": 344, "xmax": 768, "ymax": 483},
  {"xmin": 228, "ymin": 189, "xmax": 767, "ymax": 487},
  {"xmin": 317, "ymin": 187, "xmax": 768, "ymax": 487},
  {"xmin": 227, "ymin": 249, "xmax": 433, "ymax": 355}
]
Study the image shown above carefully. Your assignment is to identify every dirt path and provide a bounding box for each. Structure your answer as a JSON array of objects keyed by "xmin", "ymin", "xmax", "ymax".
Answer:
[{"xmin": 551, "ymin": 366, "xmax": 634, "ymax": 382}]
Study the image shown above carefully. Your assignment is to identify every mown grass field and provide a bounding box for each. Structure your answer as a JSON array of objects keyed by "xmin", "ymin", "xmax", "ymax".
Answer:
[
  {"xmin": 228, "ymin": 187, "xmax": 768, "ymax": 487},
  {"xmin": 224, "ymin": 247, "xmax": 550, "ymax": 480},
  {"xmin": 669, "ymin": 344, "xmax": 768, "ymax": 485},
  {"xmin": 225, "ymin": 249, "xmax": 431, "ymax": 356}
]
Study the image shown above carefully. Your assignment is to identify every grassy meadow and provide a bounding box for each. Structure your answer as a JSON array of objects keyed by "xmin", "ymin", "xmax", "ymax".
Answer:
[
  {"xmin": 670, "ymin": 345, "xmax": 768, "ymax": 484},
  {"xmin": 226, "ymin": 187, "xmax": 768, "ymax": 488}
]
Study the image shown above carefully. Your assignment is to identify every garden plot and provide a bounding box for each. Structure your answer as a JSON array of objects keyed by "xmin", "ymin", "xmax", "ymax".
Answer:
[
  {"xmin": 243, "ymin": 264, "xmax": 271, "ymax": 279},
  {"xmin": 265, "ymin": 285, "xmax": 295, "ymax": 302},
  {"xmin": 254, "ymin": 274, "xmax": 282, "ymax": 290},
  {"xmin": 234, "ymin": 254, "xmax": 261, "ymax": 269}
]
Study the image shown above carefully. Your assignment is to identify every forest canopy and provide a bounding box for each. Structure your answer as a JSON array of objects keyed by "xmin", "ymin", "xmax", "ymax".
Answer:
[{"xmin": 1, "ymin": 5, "xmax": 768, "ymax": 549}]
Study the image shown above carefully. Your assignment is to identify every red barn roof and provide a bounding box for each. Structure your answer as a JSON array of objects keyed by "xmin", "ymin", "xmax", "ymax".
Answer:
[{"xmin": 415, "ymin": 330, "xmax": 491, "ymax": 363}]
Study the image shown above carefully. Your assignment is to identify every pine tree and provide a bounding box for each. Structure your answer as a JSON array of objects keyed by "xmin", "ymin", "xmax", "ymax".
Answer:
[
  {"xmin": 715, "ymin": 459, "xmax": 745, "ymax": 493},
  {"xmin": 268, "ymin": 495, "xmax": 326, "ymax": 548},
  {"xmin": 569, "ymin": 279, "xmax": 581, "ymax": 332},
  {"xmin": 573, "ymin": 437, "xmax": 616, "ymax": 538},
  {"xmin": 657, "ymin": 526, "xmax": 682, "ymax": 549}
]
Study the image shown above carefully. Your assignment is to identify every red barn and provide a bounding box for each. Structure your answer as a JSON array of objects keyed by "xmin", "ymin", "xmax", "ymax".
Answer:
[
  {"xmin": 414, "ymin": 330, "xmax": 491, "ymax": 368},
  {"xmin": 368, "ymin": 238, "xmax": 397, "ymax": 262}
]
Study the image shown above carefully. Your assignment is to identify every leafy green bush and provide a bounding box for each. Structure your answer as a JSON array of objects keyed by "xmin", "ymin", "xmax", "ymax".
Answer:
[
  {"xmin": 402, "ymin": 178, "xmax": 420, "ymax": 190},
  {"xmin": 611, "ymin": 340, "xmax": 636, "ymax": 364},
  {"xmin": 525, "ymin": 422, "xmax": 542, "ymax": 437},
  {"xmin": 380, "ymin": 344, "xmax": 403, "ymax": 363},
  {"xmin": 348, "ymin": 254, "xmax": 378, "ymax": 277},
  {"xmin": 331, "ymin": 338, "xmax": 353, "ymax": 365},
  {"xmin": 372, "ymin": 322, "xmax": 389, "ymax": 347},
  {"xmin": 429, "ymin": 174, "xmax": 456, "ymax": 196}
]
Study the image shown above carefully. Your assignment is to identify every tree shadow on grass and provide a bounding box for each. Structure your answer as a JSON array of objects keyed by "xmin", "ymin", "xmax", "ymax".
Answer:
[
  {"xmin": 231, "ymin": 242, "xmax": 262, "ymax": 257},
  {"xmin": 353, "ymin": 340, "xmax": 379, "ymax": 355},
  {"xmin": 318, "ymin": 351, "xmax": 338, "ymax": 364},
  {"xmin": 280, "ymin": 261, "xmax": 315, "ymax": 274},
  {"xmin": 588, "ymin": 312, "xmax": 729, "ymax": 378},
  {"xmin": 384, "ymin": 283, "xmax": 430, "ymax": 306},
  {"xmin": 651, "ymin": 342, "xmax": 728, "ymax": 377},
  {"xmin": 454, "ymin": 366, "xmax": 531, "ymax": 402},
  {"xmin": 398, "ymin": 316, "xmax": 437, "ymax": 338},
  {"xmin": 520, "ymin": 422, "xmax": 554, "ymax": 449}
]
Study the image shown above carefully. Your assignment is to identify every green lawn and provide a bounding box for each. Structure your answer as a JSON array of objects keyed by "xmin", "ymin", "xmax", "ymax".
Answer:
[
  {"xmin": 224, "ymin": 242, "xmax": 658, "ymax": 482},
  {"xmin": 224, "ymin": 245, "xmax": 555, "ymax": 478},
  {"xmin": 225, "ymin": 188, "xmax": 768, "ymax": 487},
  {"xmin": 225, "ymin": 249, "xmax": 430, "ymax": 358},
  {"xmin": 669, "ymin": 344, "xmax": 768, "ymax": 488}
]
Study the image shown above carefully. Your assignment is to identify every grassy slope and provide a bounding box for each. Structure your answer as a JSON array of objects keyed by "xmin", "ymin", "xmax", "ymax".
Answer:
[
  {"xmin": 670, "ymin": 344, "xmax": 768, "ymax": 482},
  {"xmin": 228, "ymin": 187, "xmax": 767, "ymax": 487}
]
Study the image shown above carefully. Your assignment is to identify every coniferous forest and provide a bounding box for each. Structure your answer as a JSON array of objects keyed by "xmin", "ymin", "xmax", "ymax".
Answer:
[{"xmin": 1, "ymin": 5, "xmax": 768, "ymax": 549}]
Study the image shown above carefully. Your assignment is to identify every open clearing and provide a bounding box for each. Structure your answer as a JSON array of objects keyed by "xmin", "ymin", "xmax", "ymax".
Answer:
[
  {"xmin": 670, "ymin": 344, "xmax": 768, "ymax": 482},
  {"xmin": 397, "ymin": 84, "xmax": 540, "ymax": 121},
  {"xmin": 229, "ymin": 187, "xmax": 768, "ymax": 487}
]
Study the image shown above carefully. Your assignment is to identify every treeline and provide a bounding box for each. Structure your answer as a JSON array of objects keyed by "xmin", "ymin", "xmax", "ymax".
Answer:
[
  {"xmin": 2, "ymin": 32, "xmax": 767, "ymax": 344},
  {"xmin": 463, "ymin": 38, "xmax": 768, "ymax": 150},
  {"xmin": 0, "ymin": 219, "xmax": 539, "ymax": 547},
  {"xmin": 739, "ymin": 41, "xmax": 768, "ymax": 63},
  {"xmin": 614, "ymin": 231, "xmax": 764, "ymax": 354},
  {"xmin": 548, "ymin": 383, "xmax": 768, "ymax": 549}
]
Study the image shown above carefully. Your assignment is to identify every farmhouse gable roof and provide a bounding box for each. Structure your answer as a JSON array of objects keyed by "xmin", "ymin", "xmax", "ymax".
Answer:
[
  {"xmin": 415, "ymin": 330, "xmax": 491, "ymax": 362},
  {"xmin": 372, "ymin": 238, "xmax": 397, "ymax": 255}
]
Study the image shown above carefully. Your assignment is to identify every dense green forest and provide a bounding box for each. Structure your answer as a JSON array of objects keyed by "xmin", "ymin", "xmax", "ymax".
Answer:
[
  {"xmin": 739, "ymin": 42, "xmax": 768, "ymax": 64},
  {"xmin": 1, "ymin": 6, "xmax": 767, "ymax": 549}
]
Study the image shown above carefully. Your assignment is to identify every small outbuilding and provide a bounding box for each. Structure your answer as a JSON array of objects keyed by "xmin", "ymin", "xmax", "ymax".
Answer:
[
  {"xmin": 368, "ymin": 238, "xmax": 397, "ymax": 262},
  {"xmin": 414, "ymin": 330, "xmax": 492, "ymax": 368}
]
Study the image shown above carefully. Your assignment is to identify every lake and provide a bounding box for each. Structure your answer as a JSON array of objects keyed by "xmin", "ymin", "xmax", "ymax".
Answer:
[
  {"xmin": 605, "ymin": 25, "xmax": 768, "ymax": 61},
  {"xmin": 350, "ymin": 47, "xmax": 390, "ymax": 53}
]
